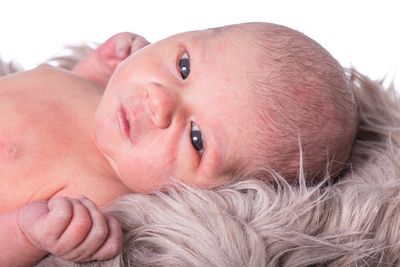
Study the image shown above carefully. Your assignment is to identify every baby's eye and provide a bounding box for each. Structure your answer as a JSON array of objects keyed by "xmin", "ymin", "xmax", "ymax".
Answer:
[
  {"xmin": 190, "ymin": 122, "xmax": 204, "ymax": 155},
  {"xmin": 178, "ymin": 51, "xmax": 190, "ymax": 80}
]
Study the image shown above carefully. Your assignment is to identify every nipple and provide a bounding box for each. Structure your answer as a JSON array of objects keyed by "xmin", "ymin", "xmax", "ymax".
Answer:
[{"xmin": 0, "ymin": 142, "xmax": 20, "ymax": 162}]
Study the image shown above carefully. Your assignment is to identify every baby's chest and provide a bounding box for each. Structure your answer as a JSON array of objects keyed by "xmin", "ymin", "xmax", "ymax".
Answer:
[
  {"xmin": 0, "ymin": 87, "xmax": 75, "ymax": 165},
  {"xmin": 0, "ymin": 90, "xmax": 82, "ymax": 211}
]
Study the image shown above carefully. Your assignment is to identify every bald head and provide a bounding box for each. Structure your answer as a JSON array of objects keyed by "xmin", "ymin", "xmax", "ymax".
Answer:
[{"xmin": 223, "ymin": 23, "xmax": 358, "ymax": 181}]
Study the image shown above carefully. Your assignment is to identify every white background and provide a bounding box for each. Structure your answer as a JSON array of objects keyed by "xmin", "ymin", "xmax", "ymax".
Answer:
[{"xmin": 0, "ymin": 0, "xmax": 399, "ymax": 87}]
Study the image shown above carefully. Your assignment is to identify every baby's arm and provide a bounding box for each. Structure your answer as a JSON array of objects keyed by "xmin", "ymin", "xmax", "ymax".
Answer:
[
  {"xmin": 0, "ymin": 208, "xmax": 46, "ymax": 266},
  {"xmin": 0, "ymin": 196, "xmax": 122, "ymax": 266},
  {"xmin": 72, "ymin": 32, "xmax": 149, "ymax": 87}
]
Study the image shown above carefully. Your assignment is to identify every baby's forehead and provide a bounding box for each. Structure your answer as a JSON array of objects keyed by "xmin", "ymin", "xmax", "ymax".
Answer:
[
  {"xmin": 165, "ymin": 25, "xmax": 258, "ymax": 50},
  {"xmin": 163, "ymin": 28, "xmax": 214, "ymax": 43}
]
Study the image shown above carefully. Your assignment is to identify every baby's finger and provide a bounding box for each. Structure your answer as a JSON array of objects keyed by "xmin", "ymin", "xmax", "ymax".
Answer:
[
  {"xmin": 31, "ymin": 198, "xmax": 72, "ymax": 250},
  {"xmin": 89, "ymin": 215, "xmax": 123, "ymax": 260},
  {"xmin": 114, "ymin": 34, "xmax": 133, "ymax": 59},
  {"xmin": 51, "ymin": 198, "xmax": 92, "ymax": 257},
  {"xmin": 130, "ymin": 35, "xmax": 150, "ymax": 54},
  {"xmin": 44, "ymin": 197, "xmax": 74, "ymax": 240},
  {"xmin": 18, "ymin": 200, "xmax": 52, "ymax": 248},
  {"xmin": 62, "ymin": 197, "xmax": 109, "ymax": 261}
]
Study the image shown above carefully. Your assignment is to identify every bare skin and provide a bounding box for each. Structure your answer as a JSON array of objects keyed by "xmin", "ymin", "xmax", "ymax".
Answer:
[
  {"xmin": 0, "ymin": 27, "xmax": 259, "ymax": 265},
  {"xmin": 0, "ymin": 33, "xmax": 149, "ymax": 266}
]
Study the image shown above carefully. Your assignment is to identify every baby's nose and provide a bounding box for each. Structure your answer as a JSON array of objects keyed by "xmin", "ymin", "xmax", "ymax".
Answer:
[{"xmin": 145, "ymin": 84, "xmax": 178, "ymax": 129}]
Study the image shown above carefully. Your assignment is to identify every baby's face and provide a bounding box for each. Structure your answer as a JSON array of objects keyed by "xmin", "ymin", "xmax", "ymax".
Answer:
[{"xmin": 95, "ymin": 28, "xmax": 257, "ymax": 192}]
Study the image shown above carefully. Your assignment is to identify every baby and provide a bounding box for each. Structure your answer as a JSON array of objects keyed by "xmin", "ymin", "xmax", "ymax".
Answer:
[{"xmin": 0, "ymin": 22, "xmax": 357, "ymax": 266}]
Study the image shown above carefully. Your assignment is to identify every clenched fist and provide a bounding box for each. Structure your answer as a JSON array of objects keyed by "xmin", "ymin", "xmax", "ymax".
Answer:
[{"xmin": 18, "ymin": 196, "xmax": 122, "ymax": 262}]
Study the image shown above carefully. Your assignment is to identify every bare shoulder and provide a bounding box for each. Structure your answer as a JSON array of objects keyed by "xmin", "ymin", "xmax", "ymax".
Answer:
[
  {"xmin": 0, "ymin": 64, "xmax": 70, "ymax": 82},
  {"xmin": 25, "ymin": 64, "xmax": 103, "ymax": 87},
  {"xmin": 0, "ymin": 64, "xmax": 103, "ymax": 94}
]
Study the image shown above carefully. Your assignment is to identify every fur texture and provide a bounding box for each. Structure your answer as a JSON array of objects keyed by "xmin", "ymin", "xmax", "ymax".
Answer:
[{"xmin": 2, "ymin": 48, "xmax": 399, "ymax": 266}]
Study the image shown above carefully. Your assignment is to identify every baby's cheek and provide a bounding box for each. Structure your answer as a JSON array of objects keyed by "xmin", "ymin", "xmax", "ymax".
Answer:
[
  {"xmin": 118, "ymin": 153, "xmax": 174, "ymax": 192},
  {"xmin": 171, "ymin": 148, "xmax": 200, "ymax": 186}
]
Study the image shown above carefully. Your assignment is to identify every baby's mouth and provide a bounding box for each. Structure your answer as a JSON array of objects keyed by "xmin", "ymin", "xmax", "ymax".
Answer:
[{"xmin": 118, "ymin": 105, "xmax": 131, "ymax": 141}]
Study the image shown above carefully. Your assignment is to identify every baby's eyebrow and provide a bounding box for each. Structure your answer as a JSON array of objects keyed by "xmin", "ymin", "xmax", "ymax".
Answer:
[{"xmin": 186, "ymin": 34, "xmax": 206, "ymax": 64}]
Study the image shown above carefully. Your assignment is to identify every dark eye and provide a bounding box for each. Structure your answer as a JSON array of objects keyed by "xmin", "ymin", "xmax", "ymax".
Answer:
[
  {"xmin": 190, "ymin": 122, "xmax": 204, "ymax": 155},
  {"xmin": 178, "ymin": 51, "xmax": 190, "ymax": 79}
]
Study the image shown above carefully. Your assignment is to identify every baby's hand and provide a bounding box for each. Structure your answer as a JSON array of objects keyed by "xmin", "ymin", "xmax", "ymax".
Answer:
[
  {"xmin": 72, "ymin": 32, "xmax": 150, "ymax": 86},
  {"xmin": 96, "ymin": 32, "xmax": 150, "ymax": 72},
  {"xmin": 18, "ymin": 196, "xmax": 122, "ymax": 262}
]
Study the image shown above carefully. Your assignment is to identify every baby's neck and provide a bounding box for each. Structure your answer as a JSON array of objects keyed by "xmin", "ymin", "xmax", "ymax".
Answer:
[{"xmin": 59, "ymin": 129, "xmax": 131, "ymax": 206}]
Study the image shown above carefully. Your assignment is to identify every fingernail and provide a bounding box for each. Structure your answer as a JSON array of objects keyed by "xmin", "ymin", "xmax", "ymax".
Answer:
[{"xmin": 116, "ymin": 39, "xmax": 129, "ymax": 59}]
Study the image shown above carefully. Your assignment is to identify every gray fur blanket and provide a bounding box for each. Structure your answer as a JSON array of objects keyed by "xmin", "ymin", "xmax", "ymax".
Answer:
[{"xmin": 2, "ymin": 50, "xmax": 399, "ymax": 266}]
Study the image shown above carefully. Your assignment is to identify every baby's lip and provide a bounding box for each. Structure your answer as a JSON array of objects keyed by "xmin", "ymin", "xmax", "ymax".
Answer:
[{"xmin": 118, "ymin": 104, "xmax": 132, "ymax": 142}]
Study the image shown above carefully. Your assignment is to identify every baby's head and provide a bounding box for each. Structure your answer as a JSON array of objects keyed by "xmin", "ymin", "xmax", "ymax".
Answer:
[
  {"xmin": 95, "ymin": 22, "xmax": 357, "ymax": 192},
  {"xmin": 220, "ymin": 23, "xmax": 358, "ymax": 182}
]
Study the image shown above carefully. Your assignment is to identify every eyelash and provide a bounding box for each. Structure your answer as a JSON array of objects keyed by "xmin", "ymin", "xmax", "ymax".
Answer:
[
  {"xmin": 190, "ymin": 121, "xmax": 204, "ymax": 157},
  {"xmin": 178, "ymin": 51, "xmax": 190, "ymax": 80}
]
